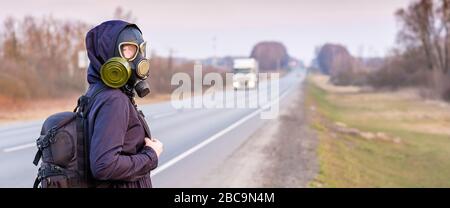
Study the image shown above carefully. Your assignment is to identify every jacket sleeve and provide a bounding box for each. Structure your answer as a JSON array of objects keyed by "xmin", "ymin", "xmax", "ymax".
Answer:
[{"xmin": 89, "ymin": 95, "xmax": 158, "ymax": 181}]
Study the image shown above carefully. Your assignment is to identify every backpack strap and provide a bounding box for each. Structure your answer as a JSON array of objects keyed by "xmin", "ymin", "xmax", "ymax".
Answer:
[
  {"xmin": 137, "ymin": 109, "xmax": 152, "ymax": 139},
  {"xmin": 74, "ymin": 86, "xmax": 107, "ymax": 115},
  {"xmin": 76, "ymin": 86, "xmax": 107, "ymax": 188},
  {"xmin": 124, "ymin": 90, "xmax": 152, "ymax": 139},
  {"xmin": 33, "ymin": 163, "xmax": 66, "ymax": 188}
]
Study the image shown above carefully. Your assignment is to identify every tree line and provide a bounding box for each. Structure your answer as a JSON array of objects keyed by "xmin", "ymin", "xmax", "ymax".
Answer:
[{"xmin": 314, "ymin": 0, "xmax": 450, "ymax": 101}]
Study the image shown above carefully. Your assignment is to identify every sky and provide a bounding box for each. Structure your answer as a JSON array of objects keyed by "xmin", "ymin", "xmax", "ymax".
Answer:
[{"xmin": 0, "ymin": 0, "xmax": 412, "ymax": 63}]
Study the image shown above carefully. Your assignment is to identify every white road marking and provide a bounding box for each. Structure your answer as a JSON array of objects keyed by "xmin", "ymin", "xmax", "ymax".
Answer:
[
  {"xmin": 152, "ymin": 111, "xmax": 177, "ymax": 119},
  {"xmin": 3, "ymin": 142, "xmax": 35, "ymax": 153},
  {"xmin": 151, "ymin": 84, "xmax": 294, "ymax": 177}
]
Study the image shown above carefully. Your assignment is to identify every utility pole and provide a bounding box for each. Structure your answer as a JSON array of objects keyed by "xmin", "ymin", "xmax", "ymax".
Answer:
[
  {"xmin": 212, "ymin": 36, "xmax": 217, "ymax": 67},
  {"xmin": 168, "ymin": 48, "xmax": 173, "ymax": 75},
  {"xmin": 78, "ymin": 50, "xmax": 89, "ymax": 91},
  {"xmin": 167, "ymin": 48, "xmax": 177, "ymax": 77},
  {"xmin": 277, "ymin": 58, "xmax": 280, "ymax": 72}
]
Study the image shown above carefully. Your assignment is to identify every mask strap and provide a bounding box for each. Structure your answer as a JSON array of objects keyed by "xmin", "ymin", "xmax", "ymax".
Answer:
[{"xmin": 120, "ymin": 85, "xmax": 136, "ymax": 106}]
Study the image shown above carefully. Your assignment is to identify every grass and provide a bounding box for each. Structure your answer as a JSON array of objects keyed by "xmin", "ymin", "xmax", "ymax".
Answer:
[{"xmin": 306, "ymin": 74, "xmax": 450, "ymax": 187}]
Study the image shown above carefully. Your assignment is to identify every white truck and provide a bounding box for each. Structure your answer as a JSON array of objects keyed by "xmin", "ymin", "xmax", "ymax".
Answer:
[{"xmin": 232, "ymin": 58, "xmax": 259, "ymax": 90}]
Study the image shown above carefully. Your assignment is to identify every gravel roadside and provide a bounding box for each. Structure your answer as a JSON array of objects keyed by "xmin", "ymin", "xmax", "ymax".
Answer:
[{"xmin": 200, "ymin": 83, "xmax": 318, "ymax": 187}]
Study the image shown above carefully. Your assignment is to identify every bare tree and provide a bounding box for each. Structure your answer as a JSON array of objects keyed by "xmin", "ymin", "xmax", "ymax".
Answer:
[
  {"xmin": 0, "ymin": 15, "xmax": 90, "ymax": 99},
  {"xmin": 113, "ymin": 6, "xmax": 137, "ymax": 23},
  {"xmin": 396, "ymin": 0, "xmax": 450, "ymax": 98},
  {"xmin": 2, "ymin": 17, "xmax": 20, "ymax": 60}
]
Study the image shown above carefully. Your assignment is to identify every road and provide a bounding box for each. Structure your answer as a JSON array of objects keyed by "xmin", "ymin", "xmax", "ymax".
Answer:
[{"xmin": 0, "ymin": 69, "xmax": 306, "ymax": 187}]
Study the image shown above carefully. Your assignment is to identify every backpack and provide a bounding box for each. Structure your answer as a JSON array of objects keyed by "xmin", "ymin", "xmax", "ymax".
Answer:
[{"xmin": 32, "ymin": 87, "xmax": 105, "ymax": 188}]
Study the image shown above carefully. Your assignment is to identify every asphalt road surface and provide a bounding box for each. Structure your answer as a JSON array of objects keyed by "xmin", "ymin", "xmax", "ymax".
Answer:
[{"xmin": 0, "ymin": 69, "xmax": 306, "ymax": 187}]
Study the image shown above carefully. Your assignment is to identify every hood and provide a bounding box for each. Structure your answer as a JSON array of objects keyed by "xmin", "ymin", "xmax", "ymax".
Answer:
[{"xmin": 85, "ymin": 20, "xmax": 141, "ymax": 85}]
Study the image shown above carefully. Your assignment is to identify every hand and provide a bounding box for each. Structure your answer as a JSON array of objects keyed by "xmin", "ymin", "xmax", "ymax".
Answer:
[{"xmin": 145, "ymin": 137, "xmax": 163, "ymax": 158}]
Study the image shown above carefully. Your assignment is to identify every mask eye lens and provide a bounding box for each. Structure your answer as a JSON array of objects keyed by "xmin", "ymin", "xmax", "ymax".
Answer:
[{"xmin": 120, "ymin": 43, "xmax": 138, "ymax": 60}]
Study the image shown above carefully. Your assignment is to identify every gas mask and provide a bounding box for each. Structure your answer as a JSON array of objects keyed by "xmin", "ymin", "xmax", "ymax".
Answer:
[{"xmin": 100, "ymin": 26, "xmax": 151, "ymax": 97}]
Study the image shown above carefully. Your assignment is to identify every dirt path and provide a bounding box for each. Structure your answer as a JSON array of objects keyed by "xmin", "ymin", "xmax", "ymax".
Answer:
[{"xmin": 201, "ymin": 83, "xmax": 318, "ymax": 187}]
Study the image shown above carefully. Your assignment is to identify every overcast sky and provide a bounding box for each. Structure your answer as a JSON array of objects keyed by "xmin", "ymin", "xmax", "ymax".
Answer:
[{"xmin": 0, "ymin": 0, "xmax": 412, "ymax": 63}]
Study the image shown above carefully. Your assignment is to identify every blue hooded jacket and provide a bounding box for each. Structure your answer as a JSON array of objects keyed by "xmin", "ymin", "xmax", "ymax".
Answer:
[{"xmin": 84, "ymin": 20, "xmax": 158, "ymax": 188}]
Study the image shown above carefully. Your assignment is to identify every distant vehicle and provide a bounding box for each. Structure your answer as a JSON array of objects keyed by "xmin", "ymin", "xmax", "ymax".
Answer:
[{"xmin": 232, "ymin": 58, "xmax": 259, "ymax": 90}]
